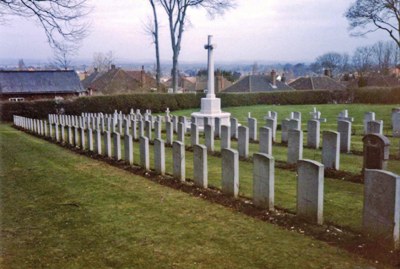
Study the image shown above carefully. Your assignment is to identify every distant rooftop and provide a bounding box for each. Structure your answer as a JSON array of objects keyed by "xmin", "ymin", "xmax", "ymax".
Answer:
[
  {"xmin": 0, "ymin": 70, "xmax": 85, "ymax": 94},
  {"xmin": 289, "ymin": 76, "xmax": 346, "ymax": 91},
  {"xmin": 223, "ymin": 74, "xmax": 293, "ymax": 93}
]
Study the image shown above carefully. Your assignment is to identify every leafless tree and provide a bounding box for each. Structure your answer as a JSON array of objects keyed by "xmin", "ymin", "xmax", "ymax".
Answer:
[
  {"xmin": 52, "ymin": 47, "xmax": 73, "ymax": 70},
  {"xmin": 251, "ymin": 62, "xmax": 259, "ymax": 75},
  {"xmin": 346, "ymin": 0, "xmax": 400, "ymax": 48},
  {"xmin": 157, "ymin": 0, "xmax": 236, "ymax": 92},
  {"xmin": 315, "ymin": 52, "xmax": 349, "ymax": 75},
  {"xmin": 352, "ymin": 45, "xmax": 375, "ymax": 73},
  {"xmin": 0, "ymin": 0, "xmax": 90, "ymax": 50},
  {"xmin": 92, "ymin": 51, "xmax": 115, "ymax": 72},
  {"xmin": 144, "ymin": 0, "xmax": 161, "ymax": 90},
  {"xmin": 18, "ymin": 59, "xmax": 26, "ymax": 70},
  {"xmin": 371, "ymin": 40, "xmax": 399, "ymax": 74}
]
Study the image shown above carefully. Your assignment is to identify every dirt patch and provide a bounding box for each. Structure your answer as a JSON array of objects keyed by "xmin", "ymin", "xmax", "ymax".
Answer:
[{"xmin": 16, "ymin": 126, "xmax": 400, "ymax": 267}]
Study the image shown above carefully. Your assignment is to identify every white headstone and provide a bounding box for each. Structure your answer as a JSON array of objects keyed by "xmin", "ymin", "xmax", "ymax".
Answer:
[
  {"xmin": 297, "ymin": 159, "xmax": 324, "ymax": 225},
  {"xmin": 363, "ymin": 169, "xmax": 400, "ymax": 249}
]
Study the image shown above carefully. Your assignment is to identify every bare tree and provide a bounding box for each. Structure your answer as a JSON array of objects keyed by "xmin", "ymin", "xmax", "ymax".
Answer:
[
  {"xmin": 352, "ymin": 45, "xmax": 375, "ymax": 73},
  {"xmin": 371, "ymin": 40, "xmax": 399, "ymax": 74},
  {"xmin": 0, "ymin": 0, "xmax": 90, "ymax": 50},
  {"xmin": 92, "ymin": 51, "xmax": 115, "ymax": 72},
  {"xmin": 251, "ymin": 62, "xmax": 259, "ymax": 75},
  {"xmin": 52, "ymin": 48, "xmax": 73, "ymax": 70},
  {"xmin": 157, "ymin": 0, "xmax": 236, "ymax": 92},
  {"xmin": 18, "ymin": 59, "xmax": 26, "ymax": 70},
  {"xmin": 144, "ymin": 0, "xmax": 161, "ymax": 90},
  {"xmin": 315, "ymin": 52, "xmax": 349, "ymax": 75},
  {"xmin": 346, "ymin": 0, "xmax": 400, "ymax": 48}
]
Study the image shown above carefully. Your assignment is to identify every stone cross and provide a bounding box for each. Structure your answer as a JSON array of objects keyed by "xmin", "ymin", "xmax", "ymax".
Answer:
[
  {"xmin": 337, "ymin": 109, "xmax": 354, "ymax": 122},
  {"xmin": 309, "ymin": 107, "xmax": 326, "ymax": 122},
  {"xmin": 264, "ymin": 111, "xmax": 277, "ymax": 121},
  {"xmin": 204, "ymin": 35, "xmax": 215, "ymax": 98}
]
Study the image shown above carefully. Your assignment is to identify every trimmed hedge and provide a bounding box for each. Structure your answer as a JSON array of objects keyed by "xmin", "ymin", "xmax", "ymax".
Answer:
[
  {"xmin": 218, "ymin": 90, "xmax": 352, "ymax": 106},
  {"xmin": 351, "ymin": 87, "xmax": 400, "ymax": 104},
  {"xmin": 1, "ymin": 87, "xmax": 400, "ymax": 122},
  {"xmin": 0, "ymin": 93, "xmax": 204, "ymax": 121}
]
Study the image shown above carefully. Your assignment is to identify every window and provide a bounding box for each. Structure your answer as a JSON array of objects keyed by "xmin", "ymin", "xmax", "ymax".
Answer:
[{"xmin": 8, "ymin": 97, "xmax": 25, "ymax": 102}]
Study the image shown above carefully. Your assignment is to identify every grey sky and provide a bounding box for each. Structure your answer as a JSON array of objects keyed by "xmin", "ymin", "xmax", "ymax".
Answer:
[{"xmin": 0, "ymin": 0, "xmax": 389, "ymax": 64}]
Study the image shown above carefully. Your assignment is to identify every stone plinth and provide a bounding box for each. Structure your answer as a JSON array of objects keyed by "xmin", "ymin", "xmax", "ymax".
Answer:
[
  {"xmin": 191, "ymin": 35, "xmax": 230, "ymax": 128},
  {"xmin": 191, "ymin": 110, "xmax": 231, "ymax": 129}
]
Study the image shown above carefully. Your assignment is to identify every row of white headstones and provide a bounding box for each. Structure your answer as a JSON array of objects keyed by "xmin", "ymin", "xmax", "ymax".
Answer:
[
  {"xmin": 13, "ymin": 109, "xmax": 400, "ymax": 249},
  {"xmin": 14, "ymin": 107, "xmax": 399, "ymax": 173}
]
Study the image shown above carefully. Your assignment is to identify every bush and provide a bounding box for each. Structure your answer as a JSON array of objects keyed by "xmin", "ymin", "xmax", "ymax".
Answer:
[
  {"xmin": 1, "ymin": 87, "xmax": 399, "ymax": 122},
  {"xmin": 0, "ymin": 93, "xmax": 204, "ymax": 121},
  {"xmin": 351, "ymin": 87, "xmax": 400, "ymax": 104}
]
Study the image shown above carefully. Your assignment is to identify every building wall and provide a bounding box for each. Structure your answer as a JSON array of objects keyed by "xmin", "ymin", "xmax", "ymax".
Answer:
[{"xmin": 0, "ymin": 92, "xmax": 83, "ymax": 102}]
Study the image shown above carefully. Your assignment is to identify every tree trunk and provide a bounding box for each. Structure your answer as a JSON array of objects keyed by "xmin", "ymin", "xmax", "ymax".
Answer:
[
  {"xmin": 172, "ymin": 50, "xmax": 179, "ymax": 93},
  {"xmin": 150, "ymin": 0, "xmax": 161, "ymax": 91}
]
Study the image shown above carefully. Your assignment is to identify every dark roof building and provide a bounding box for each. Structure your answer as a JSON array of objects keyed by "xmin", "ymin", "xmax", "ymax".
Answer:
[
  {"xmin": 289, "ymin": 76, "xmax": 346, "ymax": 91},
  {"xmin": 81, "ymin": 65, "xmax": 162, "ymax": 94},
  {"xmin": 81, "ymin": 69, "xmax": 105, "ymax": 89},
  {"xmin": 223, "ymin": 71, "xmax": 293, "ymax": 93},
  {"xmin": 0, "ymin": 70, "xmax": 86, "ymax": 101},
  {"xmin": 166, "ymin": 74, "xmax": 232, "ymax": 93}
]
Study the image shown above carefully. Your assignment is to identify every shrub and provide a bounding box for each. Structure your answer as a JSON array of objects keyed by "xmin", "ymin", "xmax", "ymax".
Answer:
[{"xmin": 1, "ymin": 87, "xmax": 399, "ymax": 122}]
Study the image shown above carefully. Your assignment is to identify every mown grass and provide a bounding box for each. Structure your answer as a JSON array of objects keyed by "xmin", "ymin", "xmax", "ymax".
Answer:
[
  {"xmin": 0, "ymin": 124, "xmax": 379, "ymax": 268},
  {"xmin": 170, "ymin": 103, "xmax": 400, "ymax": 156},
  {"xmin": 44, "ymin": 108, "xmax": 400, "ymax": 232},
  {"xmin": 51, "ymin": 125, "xmax": 366, "ymax": 232}
]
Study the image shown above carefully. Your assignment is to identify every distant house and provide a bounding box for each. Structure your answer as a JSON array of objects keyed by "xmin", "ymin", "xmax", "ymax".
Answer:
[
  {"xmin": 82, "ymin": 65, "xmax": 161, "ymax": 95},
  {"xmin": 289, "ymin": 76, "xmax": 346, "ymax": 91},
  {"xmin": 345, "ymin": 74, "xmax": 400, "ymax": 88},
  {"xmin": 223, "ymin": 71, "xmax": 293, "ymax": 93},
  {"xmin": 166, "ymin": 74, "xmax": 232, "ymax": 93},
  {"xmin": 0, "ymin": 70, "xmax": 86, "ymax": 102},
  {"xmin": 166, "ymin": 76, "xmax": 197, "ymax": 92},
  {"xmin": 195, "ymin": 74, "xmax": 232, "ymax": 93}
]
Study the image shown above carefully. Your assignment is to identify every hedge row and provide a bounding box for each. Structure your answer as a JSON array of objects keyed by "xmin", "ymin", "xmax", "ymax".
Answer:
[
  {"xmin": 0, "ymin": 93, "xmax": 204, "ymax": 122},
  {"xmin": 351, "ymin": 87, "xmax": 400, "ymax": 104},
  {"xmin": 1, "ymin": 87, "xmax": 400, "ymax": 122}
]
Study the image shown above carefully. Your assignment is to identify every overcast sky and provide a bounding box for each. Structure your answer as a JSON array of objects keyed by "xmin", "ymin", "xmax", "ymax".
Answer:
[{"xmin": 0, "ymin": 0, "xmax": 390, "ymax": 64}]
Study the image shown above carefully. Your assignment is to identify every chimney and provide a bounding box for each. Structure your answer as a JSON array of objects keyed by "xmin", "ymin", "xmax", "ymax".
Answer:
[
  {"xmin": 141, "ymin": 65, "xmax": 146, "ymax": 87},
  {"xmin": 271, "ymin": 70, "xmax": 277, "ymax": 86},
  {"xmin": 111, "ymin": 64, "xmax": 116, "ymax": 70},
  {"xmin": 281, "ymin": 73, "xmax": 286, "ymax": 83},
  {"xmin": 324, "ymin": 68, "xmax": 332, "ymax": 78}
]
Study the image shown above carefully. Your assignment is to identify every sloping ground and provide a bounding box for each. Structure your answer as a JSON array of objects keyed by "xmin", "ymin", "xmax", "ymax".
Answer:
[{"xmin": 0, "ymin": 124, "xmax": 379, "ymax": 268}]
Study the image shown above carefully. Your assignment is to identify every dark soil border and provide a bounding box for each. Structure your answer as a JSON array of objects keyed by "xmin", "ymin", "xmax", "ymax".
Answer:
[{"xmin": 13, "ymin": 126, "xmax": 400, "ymax": 267}]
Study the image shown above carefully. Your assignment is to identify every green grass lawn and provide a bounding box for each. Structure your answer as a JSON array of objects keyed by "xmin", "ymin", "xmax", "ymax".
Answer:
[
  {"xmin": 169, "ymin": 103, "xmax": 400, "ymax": 156},
  {"xmin": 0, "ymin": 124, "xmax": 382, "ymax": 268},
  {"xmin": 42, "ymin": 112, "xmax": 399, "ymax": 232}
]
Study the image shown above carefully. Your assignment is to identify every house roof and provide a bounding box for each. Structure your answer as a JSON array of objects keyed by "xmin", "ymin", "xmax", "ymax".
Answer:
[
  {"xmin": 223, "ymin": 75, "xmax": 293, "ymax": 93},
  {"xmin": 166, "ymin": 76, "xmax": 197, "ymax": 92},
  {"xmin": 165, "ymin": 75, "xmax": 232, "ymax": 92},
  {"xmin": 88, "ymin": 68, "xmax": 141, "ymax": 94},
  {"xmin": 0, "ymin": 70, "xmax": 85, "ymax": 94},
  {"xmin": 82, "ymin": 68, "xmax": 159, "ymax": 94},
  {"xmin": 81, "ymin": 70, "xmax": 105, "ymax": 88},
  {"xmin": 289, "ymin": 76, "xmax": 346, "ymax": 91}
]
